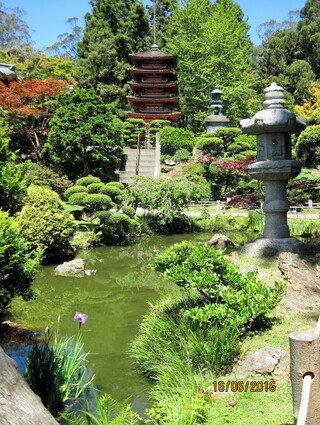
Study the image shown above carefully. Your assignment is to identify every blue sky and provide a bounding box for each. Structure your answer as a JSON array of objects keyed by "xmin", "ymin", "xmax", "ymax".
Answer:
[{"xmin": 2, "ymin": 0, "xmax": 306, "ymax": 50}]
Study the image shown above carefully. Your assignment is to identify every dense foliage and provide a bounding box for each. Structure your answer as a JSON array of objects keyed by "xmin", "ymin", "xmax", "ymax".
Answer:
[
  {"xmin": 17, "ymin": 185, "xmax": 76, "ymax": 262},
  {"xmin": 0, "ymin": 210, "xmax": 40, "ymax": 313},
  {"xmin": 44, "ymin": 88, "xmax": 124, "ymax": 178}
]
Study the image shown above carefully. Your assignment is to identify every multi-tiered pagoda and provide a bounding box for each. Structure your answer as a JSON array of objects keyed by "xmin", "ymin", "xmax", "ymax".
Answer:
[{"xmin": 128, "ymin": 43, "xmax": 179, "ymax": 123}]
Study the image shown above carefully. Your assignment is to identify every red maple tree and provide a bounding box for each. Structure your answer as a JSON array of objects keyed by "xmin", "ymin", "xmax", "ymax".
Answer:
[{"xmin": 0, "ymin": 77, "xmax": 68, "ymax": 156}]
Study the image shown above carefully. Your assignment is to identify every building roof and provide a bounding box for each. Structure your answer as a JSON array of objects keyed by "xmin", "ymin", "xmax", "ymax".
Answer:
[
  {"xmin": 130, "ymin": 43, "xmax": 177, "ymax": 60},
  {"xmin": 0, "ymin": 63, "xmax": 18, "ymax": 82}
]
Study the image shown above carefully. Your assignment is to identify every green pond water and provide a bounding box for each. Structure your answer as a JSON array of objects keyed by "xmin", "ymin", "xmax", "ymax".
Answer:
[{"xmin": 8, "ymin": 232, "xmax": 214, "ymax": 414}]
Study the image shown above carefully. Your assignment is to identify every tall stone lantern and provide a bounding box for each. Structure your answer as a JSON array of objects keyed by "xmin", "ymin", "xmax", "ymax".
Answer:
[
  {"xmin": 241, "ymin": 82, "xmax": 307, "ymax": 257},
  {"xmin": 204, "ymin": 86, "xmax": 229, "ymax": 133}
]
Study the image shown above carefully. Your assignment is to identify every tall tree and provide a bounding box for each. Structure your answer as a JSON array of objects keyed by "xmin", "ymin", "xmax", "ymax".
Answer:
[
  {"xmin": 43, "ymin": 88, "xmax": 124, "ymax": 178},
  {"xmin": 0, "ymin": 2, "xmax": 31, "ymax": 51},
  {"xmin": 75, "ymin": 0, "xmax": 149, "ymax": 109},
  {"xmin": 146, "ymin": 0, "xmax": 178, "ymax": 48},
  {"xmin": 297, "ymin": 0, "xmax": 320, "ymax": 77},
  {"xmin": 164, "ymin": 0, "xmax": 255, "ymax": 132}
]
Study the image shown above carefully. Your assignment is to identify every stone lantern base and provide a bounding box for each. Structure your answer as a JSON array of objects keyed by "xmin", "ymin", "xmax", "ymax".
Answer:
[{"xmin": 242, "ymin": 237, "xmax": 306, "ymax": 258}]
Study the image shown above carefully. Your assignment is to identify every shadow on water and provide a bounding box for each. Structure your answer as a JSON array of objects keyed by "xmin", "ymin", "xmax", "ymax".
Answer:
[{"xmin": 4, "ymin": 233, "xmax": 214, "ymax": 415}]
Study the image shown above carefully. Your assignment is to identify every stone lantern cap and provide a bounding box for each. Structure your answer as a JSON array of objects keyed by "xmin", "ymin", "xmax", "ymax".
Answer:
[{"xmin": 241, "ymin": 82, "xmax": 307, "ymax": 135}]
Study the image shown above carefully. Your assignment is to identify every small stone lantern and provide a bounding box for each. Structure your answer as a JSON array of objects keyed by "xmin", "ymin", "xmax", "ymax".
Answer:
[
  {"xmin": 240, "ymin": 82, "xmax": 307, "ymax": 257},
  {"xmin": 204, "ymin": 86, "xmax": 229, "ymax": 133}
]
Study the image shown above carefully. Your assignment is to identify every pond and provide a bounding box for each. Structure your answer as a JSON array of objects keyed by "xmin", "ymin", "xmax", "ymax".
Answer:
[{"xmin": 5, "ymin": 232, "xmax": 213, "ymax": 415}]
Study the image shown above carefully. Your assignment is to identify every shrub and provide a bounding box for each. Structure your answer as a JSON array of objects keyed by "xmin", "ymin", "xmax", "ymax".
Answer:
[
  {"xmin": 93, "ymin": 210, "xmax": 112, "ymax": 222},
  {"xmin": 181, "ymin": 162, "xmax": 206, "ymax": 176},
  {"xmin": 105, "ymin": 181, "xmax": 125, "ymax": 190},
  {"xmin": 296, "ymin": 125, "xmax": 320, "ymax": 167},
  {"xmin": 24, "ymin": 164, "xmax": 72, "ymax": 197},
  {"xmin": 99, "ymin": 213, "xmax": 140, "ymax": 245},
  {"xmin": 159, "ymin": 127, "xmax": 195, "ymax": 156},
  {"xmin": 172, "ymin": 148, "xmax": 192, "ymax": 163},
  {"xmin": 76, "ymin": 176, "xmax": 101, "ymax": 187},
  {"xmin": 121, "ymin": 205, "xmax": 136, "ymax": 218},
  {"xmin": 82, "ymin": 193, "xmax": 113, "ymax": 210},
  {"xmin": 68, "ymin": 192, "xmax": 88, "ymax": 206},
  {"xmin": 152, "ymin": 241, "xmax": 285, "ymax": 330},
  {"xmin": 0, "ymin": 162, "xmax": 29, "ymax": 215},
  {"xmin": 99, "ymin": 184, "xmax": 123, "ymax": 203},
  {"xmin": 196, "ymin": 136, "xmax": 223, "ymax": 156},
  {"xmin": 0, "ymin": 210, "xmax": 40, "ymax": 314},
  {"xmin": 17, "ymin": 185, "xmax": 77, "ymax": 262},
  {"xmin": 87, "ymin": 182, "xmax": 105, "ymax": 193},
  {"xmin": 64, "ymin": 185, "xmax": 88, "ymax": 199}
]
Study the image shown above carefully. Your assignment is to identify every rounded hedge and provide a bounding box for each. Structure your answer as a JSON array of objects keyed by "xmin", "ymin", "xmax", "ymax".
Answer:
[
  {"xmin": 87, "ymin": 182, "xmax": 105, "ymax": 193},
  {"xmin": 105, "ymin": 182, "xmax": 125, "ymax": 190},
  {"xmin": 83, "ymin": 193, "xmax": 113, "ymax": 210},
  {"xmin": 68, "ymin": 192, "xmax": 88, "ymax": 206},
  {"xmin": 121, "ymin": 205, "xmax": 136, "ymax": 218},
  {"xmin": 64, "ymin": 185, "xmax": 88, "ymax": 199},
  {"xmin": 93, "ymin": 210, "xmax": 112, "ymax": 223},
  {"xmin": 76, "ymin": 176, "xmax": 101, "ymax": 187},
  {"xmin": 99, "ymin": 185, "xmax": 123, "ymax": 202}
]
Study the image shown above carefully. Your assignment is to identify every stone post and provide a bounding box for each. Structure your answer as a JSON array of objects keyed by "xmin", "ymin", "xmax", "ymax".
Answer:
[
  {"xmin": 289, "ymin": 332, "xmax": 320, "ymax": 424},
  {"xmin": 240, "ymin": 83, "xmax": 307, "ymax": 257}
]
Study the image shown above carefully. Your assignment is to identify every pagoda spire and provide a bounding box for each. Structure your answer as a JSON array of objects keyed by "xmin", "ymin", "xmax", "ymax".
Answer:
[{"xmin": 153, "ymin": 0, "xmax": 157, "ymax": 45}]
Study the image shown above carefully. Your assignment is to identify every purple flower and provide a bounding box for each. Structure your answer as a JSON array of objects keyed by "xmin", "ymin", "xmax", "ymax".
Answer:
[{"xmin": 74, "ymin": 312, "xmax": 88, "ymax": 326}]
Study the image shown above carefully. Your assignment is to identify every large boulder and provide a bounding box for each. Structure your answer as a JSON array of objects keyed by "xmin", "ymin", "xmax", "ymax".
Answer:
[
  {"xmin": 54, "ymin": 258, "xmax": 86, "ymax": 277},
  {"xmin": 207, "ymin": 233, "xmax": 235, "ymax": 248},
  {"xmin": 0, "ymin": 346, "xmax": 59, "ymax": 425}
]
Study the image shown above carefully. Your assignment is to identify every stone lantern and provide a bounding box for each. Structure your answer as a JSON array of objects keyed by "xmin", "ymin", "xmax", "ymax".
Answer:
[
  {"xmin": 204, "ymin": 85, "xmax": 229, "ymax": 133},
  {"xmin": 240, "ymin": 82, "xmax": 307, "ymax": 257}
]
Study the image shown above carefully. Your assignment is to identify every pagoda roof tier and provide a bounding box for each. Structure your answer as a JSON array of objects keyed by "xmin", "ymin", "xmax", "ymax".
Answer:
[
  {"xmin": 128, "ymin": 96, "xmax": 179, "ymax": 105},
  {"xmin": 129, "ymin": 68, "xmax": 177, "ymax": 75},
  {"xmin": 129, "ymin": 81, "xmax": 178, "ymax": 89},
  {"xmin": 129, "ymin": 111, "xmax": 180, "ymax": 123},
  {"xmin": 130, "ymin": 43, "xmax": 177, "ymax": 61}
]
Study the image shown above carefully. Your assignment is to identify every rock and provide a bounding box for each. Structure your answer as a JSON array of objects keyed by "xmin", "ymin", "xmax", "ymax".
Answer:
[
  {"xmin": 309, "ymin": 236, "xmax": 320, "ymax": 251},
  {"xmin": 232, "ymin": 347, "xmax": 289, "ymax": 378},
  {"xmin": 160, "ymin": 164, "xmax": 172, "ymax": 173},
  {"xmin": 164, "ymin": 159, "xmax": 177, "ymax": 166},
  {"xmin": 207, "ymin": 234, "xmax": 235, "ymax": 248},
  {"xmin": 278, "ymin": 252, "xmax": 320, "ymax": 293},
  {"xmin": 54, "ymin": 259, "xmax": 86, "ymax": 277},
  {"xmin": 0, "ymin": 346, "xmax": 59, "ymax": 425}
]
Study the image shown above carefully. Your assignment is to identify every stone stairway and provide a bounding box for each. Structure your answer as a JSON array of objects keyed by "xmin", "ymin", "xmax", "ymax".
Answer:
[{"xmin": 119, "ymin": 146, "xmax": 160, "ymax": 184}]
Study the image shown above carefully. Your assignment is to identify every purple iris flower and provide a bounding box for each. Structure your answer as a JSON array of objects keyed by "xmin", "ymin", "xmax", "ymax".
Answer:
[{"xmin": 74, "ymin": 312, "xmax": 88, "ymax": 327}]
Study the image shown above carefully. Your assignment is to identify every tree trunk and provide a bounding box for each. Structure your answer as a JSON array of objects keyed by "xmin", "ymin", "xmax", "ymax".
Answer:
[{"xmin": 0, "ymin": 346, "xmax": 59, "ymax": 425}]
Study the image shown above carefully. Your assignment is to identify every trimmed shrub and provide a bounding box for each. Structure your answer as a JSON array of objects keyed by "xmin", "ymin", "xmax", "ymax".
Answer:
[
  {"xmin": 64, "ymin": 185, "xmax": 88, "ymax": 199},
  {"xmin": 99, "ymin": 213, "xmax": 140, "ymax": 245},
  {"xmin": 105, "ymin": 182, "xmax": 125, "ymax": 190},
  {"xmin": 87, "ymin": 182, "xmax": 105, "ymax": 193},
  {"xmin": 121, "ymin": 206, "xmax": 136, "ymax": 218},
  {"xmin": 99, "ymin": 185, "xmax": 123, "ymax": 203},
  {"xmin": 24, "ymin": 164, "xmax": 72, "ymax": 197},
  {"xmin": 159, "ymin": 127, "xmax": 195, "ymax": 156},
  {"xmin": 172, "ymin": 148, "xmax": 192, "ymax": 163},
  {"xmin": 196, "ymin": 136, "xmax": 223, "ymax": 156},
  {"xmin": 76, "ymin": 176, "xmax": 101, "ymax": 187},
  {"xmin": 82, "ymin": 193, "xmax": 113, "ymax": 210},
  {"xmin": 93, "ymin": 210, "xmax": 112, "ymax": 223},
  {"xmin": 68, "ymin": 192, "xmax": 88, "ymax": 206},
  {"xmin": 0, "ymin": 210, "xmax": 40, "ymax": 313},
  {"xmin": 17, "ymin": 185, "xmax": 77, "ymax": 263},
  {"xmin": 182, "ymin": 163, "xmax": 206, "ymax": 176},
  {"xmin": 296, "ymin": 125, "xmax": 320, "ymax": 167}
]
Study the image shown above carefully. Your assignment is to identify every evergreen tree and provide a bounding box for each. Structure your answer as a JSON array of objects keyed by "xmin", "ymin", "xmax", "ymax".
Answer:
[
  {"xmin": 146, "ymin": 0, "xmax": 178, "ymax": 48},
  {"xmin": 164, "ymin": 0, "xmax": 254, "ymax": 132},
  {"xmin": 75, "ymin": 0, "xmax": 149, "ymax": 109},
  {"xmin": 297, "ymin": 0, "xmax": 320, "ymax": 77}
]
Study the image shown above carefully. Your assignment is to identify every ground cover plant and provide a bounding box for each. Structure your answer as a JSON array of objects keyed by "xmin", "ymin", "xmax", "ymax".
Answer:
[{"xmin": 131, "ymin": 241, "xmax": 286, "ymax": 423}]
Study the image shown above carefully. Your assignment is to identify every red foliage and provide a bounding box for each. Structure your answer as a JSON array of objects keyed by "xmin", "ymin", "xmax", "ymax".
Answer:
[
  {"xmin": 0, "ymin": 78, "xmax": 68, "ymax": 155},
  {"xmin": 226, "ymin": 192, "xmax": 261, "ymax": 208},
  {"xmin": 215, "ymin": 155, "xmax": 256, "ymax": 175},
  {"xmin": 0, "ymin": 78, "xmax": 68, "ymax": 118}
]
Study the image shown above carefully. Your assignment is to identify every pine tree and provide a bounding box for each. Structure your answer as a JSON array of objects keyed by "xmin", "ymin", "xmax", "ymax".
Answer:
[{"xmin": 75, "ymin": 0, "xmax": 149, "ymax": 110}]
